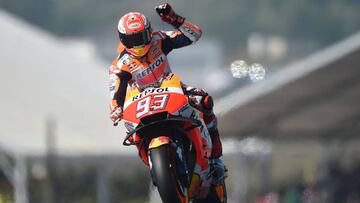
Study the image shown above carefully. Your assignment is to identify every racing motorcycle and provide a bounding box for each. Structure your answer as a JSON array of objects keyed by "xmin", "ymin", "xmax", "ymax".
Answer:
[{"xmin": 117, "ymin": 74, "xmax": 227, "ymax": 203}]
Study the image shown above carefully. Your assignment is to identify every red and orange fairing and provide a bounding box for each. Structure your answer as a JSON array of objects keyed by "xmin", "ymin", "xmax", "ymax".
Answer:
[{"xmin": 122, "ymin": 75, "xmax": 187, "ymax": 123}]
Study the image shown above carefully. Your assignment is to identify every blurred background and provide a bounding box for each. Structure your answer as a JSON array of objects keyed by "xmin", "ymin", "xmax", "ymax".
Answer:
[{"xmin": 0, "ymin": 0, "xmax": 360, "ymax": 202}]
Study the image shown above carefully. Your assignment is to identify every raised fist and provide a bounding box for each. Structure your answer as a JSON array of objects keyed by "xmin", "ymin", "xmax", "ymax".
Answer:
[{"xmin": 155, "ymin": 3, "xmax": 184, "ymax": 27}]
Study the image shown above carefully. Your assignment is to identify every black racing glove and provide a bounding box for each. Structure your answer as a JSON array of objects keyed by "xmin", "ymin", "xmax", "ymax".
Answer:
[{"xmin": 155, "ymin": 3, "xmax": 185, "ymax": 28}]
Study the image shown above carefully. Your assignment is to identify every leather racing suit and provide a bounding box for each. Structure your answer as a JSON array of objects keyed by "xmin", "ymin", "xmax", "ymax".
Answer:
[{"xmin": 108, "ymin": 18, "xmax": 223, "ymax": 159}]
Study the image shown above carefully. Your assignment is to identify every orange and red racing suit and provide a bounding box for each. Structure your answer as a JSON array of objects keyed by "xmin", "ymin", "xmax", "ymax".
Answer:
[
  {"xmin": 109, "ymin": 19, "xmax": 202, "ymax": 111},
  {"xmin": 108, "ymin": 19, "xmax": 223, "ymax": 158}
]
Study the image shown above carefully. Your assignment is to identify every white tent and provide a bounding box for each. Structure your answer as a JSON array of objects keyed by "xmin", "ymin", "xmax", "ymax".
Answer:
[{"xmin": 0, "ymin": 10, "xmax": 132, "ymax": 156}]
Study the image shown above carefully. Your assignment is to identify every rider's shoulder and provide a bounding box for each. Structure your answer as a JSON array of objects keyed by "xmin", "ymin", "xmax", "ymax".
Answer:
[
  {"xmin": 117, "ymin": 43, "xmax": 126, "ymax": 54},
  {"xmin": 109, "ymin": 52, "xmax": 131, "ymax": 74}
]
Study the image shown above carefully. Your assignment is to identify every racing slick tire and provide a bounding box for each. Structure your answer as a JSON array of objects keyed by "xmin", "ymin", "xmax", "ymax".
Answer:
[{"xmin": 149, "ymin": 145, "xmax": 189, "ymax": 203}]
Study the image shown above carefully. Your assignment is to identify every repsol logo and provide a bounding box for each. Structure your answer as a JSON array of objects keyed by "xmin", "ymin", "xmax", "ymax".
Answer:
[
  {"xmin": 135, "ymin": 56, "xmax": 164, "ymax": 79},
  {"xmin": 132, "ymin": 87, "xmax": 169, "ymax": 101}
]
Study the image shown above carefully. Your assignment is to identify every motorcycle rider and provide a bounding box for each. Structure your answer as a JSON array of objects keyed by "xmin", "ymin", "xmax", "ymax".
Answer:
[{"xmin": 109, "ymin": 3, "xmax": 225, "ymax": 173}]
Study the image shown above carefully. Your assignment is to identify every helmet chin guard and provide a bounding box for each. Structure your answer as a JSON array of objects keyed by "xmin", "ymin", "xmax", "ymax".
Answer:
[
  {"xmin": 118, "ymin": 12, "xmax": 152, "ymax": 57},
  {"xmin": 126, "ymin": 44, "xmax": 151, "ymax": 57}
]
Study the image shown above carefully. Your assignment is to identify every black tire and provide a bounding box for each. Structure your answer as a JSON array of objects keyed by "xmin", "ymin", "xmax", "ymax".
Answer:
[{"xmin": 149, "ymin": 145, "xmax": 188, "ymax": 203}]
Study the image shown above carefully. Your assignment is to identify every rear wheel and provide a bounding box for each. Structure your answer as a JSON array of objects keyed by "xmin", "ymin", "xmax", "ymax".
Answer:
[{"xmin": 149, "ymin": 145, "xmax": 189, "ymax": 203}]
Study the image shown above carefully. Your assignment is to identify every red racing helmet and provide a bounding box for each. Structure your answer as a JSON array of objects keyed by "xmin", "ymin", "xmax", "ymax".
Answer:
[{"xmin": 117, "ymin": 12, "xmax": 152, "ymax": 57}]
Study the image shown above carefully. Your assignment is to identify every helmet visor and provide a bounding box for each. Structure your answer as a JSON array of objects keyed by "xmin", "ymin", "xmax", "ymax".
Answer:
[{"xmin": 119, "ymin": 29, "xmax": 151, "ymax": 48}]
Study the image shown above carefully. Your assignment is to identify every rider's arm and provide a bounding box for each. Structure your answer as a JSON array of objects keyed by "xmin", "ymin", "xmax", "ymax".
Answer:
[
  {"xmin": 155, "ymin": 3, "xmax": 202, "ymax": 55},
  {"xmin": 173, "ymin": 19, "xmax": 202, "ymax": 44},
  {"xmin": 160, "ymin": 19, "xmax": 202, "ymax": 55},
  {"xmin": 109, "ymin": 56, "xmax": 132, "ymax": 110}
]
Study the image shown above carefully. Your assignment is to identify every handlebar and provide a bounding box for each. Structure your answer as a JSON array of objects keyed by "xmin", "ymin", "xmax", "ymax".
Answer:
[
  {"xmin": 113, "ymin": 118, "xmax": 121, "ymax": 126},
  {"xmin": 121, "ymin": 115, "xmax": 203, "ymax": 146},
  {"xmin": 183, "ymin": 89, "xmax": 208, "ymax": 97}
]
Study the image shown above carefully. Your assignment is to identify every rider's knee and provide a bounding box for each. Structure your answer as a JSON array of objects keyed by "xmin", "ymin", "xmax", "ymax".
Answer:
[{"xmin": 202, "ymin": 95, "xmax": 214, "ymax": 112}]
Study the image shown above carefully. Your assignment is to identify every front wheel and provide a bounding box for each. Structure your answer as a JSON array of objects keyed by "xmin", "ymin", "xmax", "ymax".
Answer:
[{"xmin": 149, "ymin": 145, "xmax": 189, "ymax": 203}]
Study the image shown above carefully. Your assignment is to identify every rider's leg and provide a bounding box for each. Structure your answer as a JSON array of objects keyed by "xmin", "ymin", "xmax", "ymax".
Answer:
[
  {"xmin": 183, "ymin": 86, "xmax": 227, "ymax": 182},
  {"xmin": 182, "ymin": 85, "xmax": 223, "ymax": 159},
  {"xmin": 201, "ymin": 96, "xmax": 223, "ymax": 159}
]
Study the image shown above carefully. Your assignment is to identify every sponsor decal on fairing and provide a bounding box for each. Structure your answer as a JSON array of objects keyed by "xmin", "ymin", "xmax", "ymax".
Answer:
[
  {"xmin": 124, "ymin": 120, "xmax": 137, "ymax": 131},
  {"xmin": 123, "ymin": 87, "xmax": 183, "ymax": 110}
]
